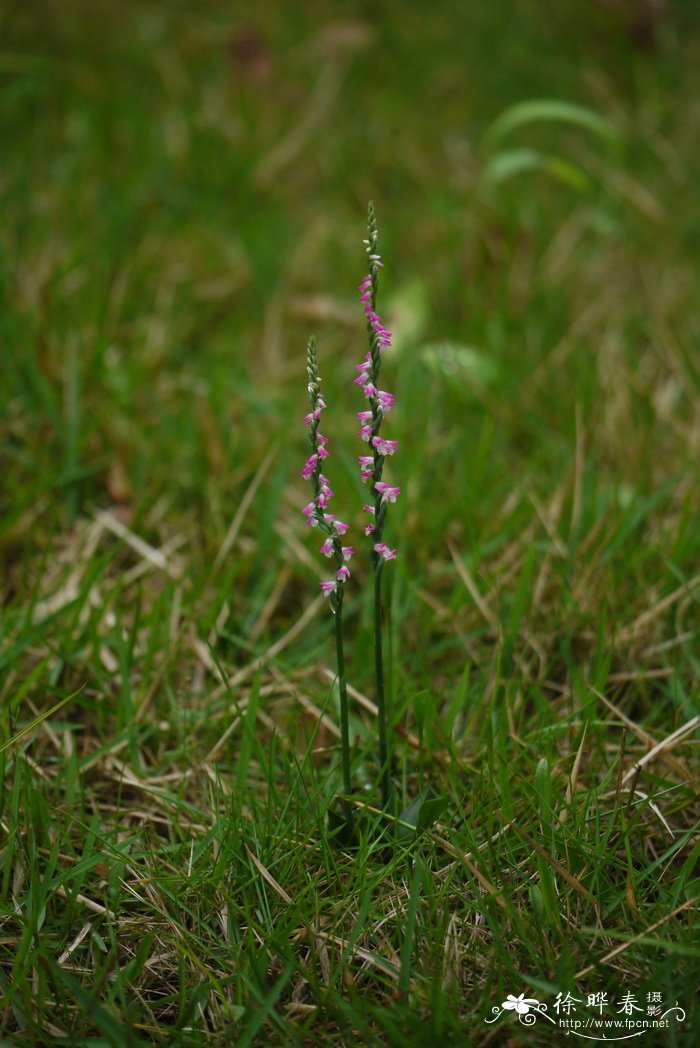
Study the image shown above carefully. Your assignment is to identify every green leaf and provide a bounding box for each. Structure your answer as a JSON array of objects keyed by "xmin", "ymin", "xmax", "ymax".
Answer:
[
  {"xmin": 535, "ymin": 757, "xmax": 553, "ymax": 832},
  {"xmin": 416, "ymin": 795, "xmax": 450, "ymax": 832},
  {"xmin": 482, "ymin": 148, "xmax": 591, "ymax": 192},
  {"xmin": 396, "ymin": 792, "xmax": 450, "ymax": 844},
  {"xmin": 397, "ymin": 793, "xmax": 424, "ymax": 844},
  {"xmin": 0, "ymin": 688, "xmax": 82, "ymax": 756},
  {"xmin": 387, "ymin": 278, "xmax": 430, "ymax": 350},
  {"xmin": 411, "ymin": 689, "xmax": 432, "ymax": 737},
  {"xmin": 327, "ymin": 804, "xmax": 361, "ymax": 848},
  {"xmin": 529, "ymin": 883, "xmax": 545, "ymax": 923},
  {"xmin": 483, "ymin": 98, "xmax": 618, "ymax": 151},
  {"xmin": 420, "ymin": 342, "xmax": 500, "ymax": 388}
]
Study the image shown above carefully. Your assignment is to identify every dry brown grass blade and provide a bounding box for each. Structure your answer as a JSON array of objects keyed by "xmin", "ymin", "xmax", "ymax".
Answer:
[
  {"xmin": 431, "ymin": 834, "xmax": 508, "ymax": 910},
  {"xmin": 246, "ymin": 846, "xmax": 292, "ymax": 904},
  {"xmin": 57, "ymin": 921, "xmax": 92, "ymax": 967},
  {"xmin": 254, "ymin": 59, "xmax": 346, "ymax": 187},
  {"xmin": 618, "ymin": 573, "xmax": 700, "ymax": 643},
  {"xmin": 560, "ymin": 723, "xmax": 589, "ymax": 824},
  {"xmin": 94, "ymin": 508, "xmax": 178, "ymax": 577},
  {"xmin": 229, "ymin": 595, "xmax": 325, "ymax": 689},
  {"xmin": 530, "ymin": 483, "xmax": 569, "ymax": 608},
  {"xmin": 205, "ymin": 713, "xmax": 244, "ymax": 762},
  {"xmin": 447, "ymin": 540, "xmax": 499, "ymax": 629},
  {"xmin": 589, "ymin": 686, "xmax": 692, "ymax": 782},
  {"xmin": 319, "ymin": 668, "xmax": 423, "ymax": 752},
  {"xmin": 211, "ymin": 446, "xmax": 277, "ymax": 576},
  {"xmin": 509, "ymin": 823, "xmax": 597, "ymax": 906},
  {"xmin": 311, "ymin": 930, "xmax": 399, "ymax": 980},
  {"xmin": 276, "ymin": 519, "xmax": 319, "ymax": 574},
  {"xmin": 30, "ymin": 518, "xmax": 104, "ymax": 624},
  {"xmin": 607, "ymin": 669, "xmax": 674, "ymax": 682},
  {"xmin": 56, "ymin": 886, "xmax": 113, "ymax": 918},
  {"xmin": 344, "ymin": 796, "xmax": 508, "ymax": 909},
  {"xmin": 194, "ymin": 594, "xmax": 325, "ymax": 694},
  {"xmin": 249, "ymin": 565, "xmax": 292, "ymax": 643},
  {"xmin": 620, "ymin": 715, "xmax": 699, "ymax": 786},
  {"xmin": 574, "ymin": 898, "xmax": 698, "ymax": 980}
]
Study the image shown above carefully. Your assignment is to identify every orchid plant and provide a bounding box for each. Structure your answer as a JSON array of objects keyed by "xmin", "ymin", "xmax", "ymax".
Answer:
[
  {"xmin": 301, "ymin": 204, "xmax": 398, "ymax": 814},
  {"xmin": 354, "ymin": 202, "xmax": 398, "ymax": 809},
  {"xmin": 301, "ymin": 336, "xmax": 353, "ymax": 797}
]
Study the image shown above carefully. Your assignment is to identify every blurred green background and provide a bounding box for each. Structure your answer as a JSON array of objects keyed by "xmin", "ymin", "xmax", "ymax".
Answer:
[{"xmin": 3, "ymin": 0, "xmax": 698, "ymax": 691}]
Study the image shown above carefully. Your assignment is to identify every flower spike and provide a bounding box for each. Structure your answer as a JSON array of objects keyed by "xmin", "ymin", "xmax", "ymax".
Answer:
[
  {"xmin": 301, "ymin": 335, "xmax": 352, "ymax": 797},
  {"xmin": 353, "ymin": 203, "xmax": 399, "ymax": 810}
]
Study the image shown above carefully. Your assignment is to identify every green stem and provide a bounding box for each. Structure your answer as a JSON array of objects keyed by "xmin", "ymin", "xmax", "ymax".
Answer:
[
  {"xmin": 374, "ymin": 565, "xmax": 390, "ymax": 809},
  {"xmin": 334, "ymin": 593, "xmax": 352, "ymax": 798}
]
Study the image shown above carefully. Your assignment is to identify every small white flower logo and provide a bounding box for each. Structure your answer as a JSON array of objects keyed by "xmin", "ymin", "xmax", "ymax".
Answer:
[{"xmin": 502, "ymin": 993, "xmax": 540, "ymax": 1015}]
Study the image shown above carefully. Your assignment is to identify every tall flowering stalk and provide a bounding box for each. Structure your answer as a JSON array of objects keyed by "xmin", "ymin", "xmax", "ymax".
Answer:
[
  {"xmin": 301, "ymin": 336, "xmax": 353, "ymax": 797},
  {"xmin": 354, "ymin": 203, "xmax": 398, "ymax": 809}
]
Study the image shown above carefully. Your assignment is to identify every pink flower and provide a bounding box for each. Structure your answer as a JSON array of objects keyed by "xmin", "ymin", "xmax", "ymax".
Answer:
[
  {"xmin": 364, "ymin": 383, "xmax": 378, "ymax": 398},
  {"xmin": 373, "ymin": 543, "xmax": 397, "ymax": 561},
  {"xmin": 318, "ymin": 474, "xmax": 333, "ymax": 498},
  {"xmin": 317, "ymin": 445, "xmax": 329, "ymax": 459},
  {"xmin": 372, "ymin": 437, "xmax": 398, "ymax": 456},
  {"xmin": 354, "ymin": 361, "xmax": 371, "ymax": 386},
  {"xmin": 376, "ymin": 391, "xmax": 394, "ymax": 413},
  {"xmin": 320, "ymin": 538, "xmax": 334, "ymax": 557},
  {"xmin": 300, "ymin": 454, "xmax": 318, "ymax": 478},
  {"xmin": 358, "ymin": 455, "xmax": 374, "ymax": 480},
  {"xmin": 357, "ymin": 410, "xmax": 373, "ymax": 423},
  {"xmin": 319, "ymin": 580, "xmax": 337, "ymax": 596},
  {"xmin": 333, "ymin": 520, "xmax": 350, "ymax": 535},
  {"xmin": 358, "ymin": 277, "xmax": 393, "ymax": 350},
  {"xmin": 368, "ymin": 320, "xmax": 392, "ymax": 350},
  {"xmin": 375, "ymin": 482, "xmax": 400, "ymax": 503},
  {"xmin": 341, "ymin": 546, "xmax": 354, "ymax": 560},
  {"xmin": 362, "ymin": 504, "xmax": 375, "ymax": 515},
  {"xmin": 359, "ymin": 425, "xmax": 373, "ymax": 442},
  {"xmin": 316, "ymin": 433, "xmax": 328, "ymax": 445},
  {"xmin": 364, "ymin": 523, "xmax": 376, "ymax": 536},
  {"xmin": 336, "ymin": 566, "xmax": 351, "ymax": 581},
  {"xmin": 303, "ymin": 413, "xmax": 315, "ymax": 426}
]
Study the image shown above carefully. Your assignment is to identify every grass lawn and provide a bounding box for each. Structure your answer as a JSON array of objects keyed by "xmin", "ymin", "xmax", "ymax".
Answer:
[{"xmin": 1, "ymin": 1, "xmax": 698, "ymax": 1044}]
